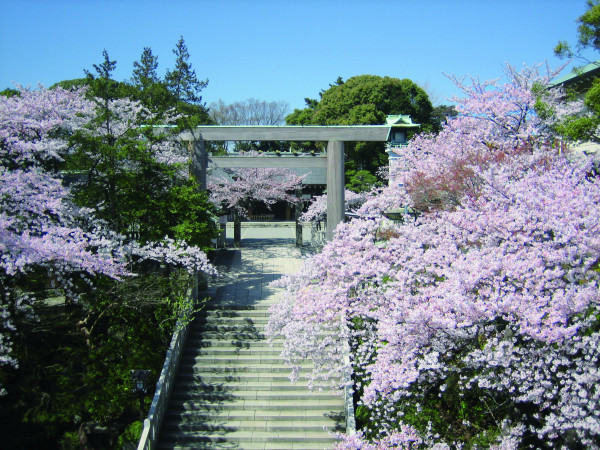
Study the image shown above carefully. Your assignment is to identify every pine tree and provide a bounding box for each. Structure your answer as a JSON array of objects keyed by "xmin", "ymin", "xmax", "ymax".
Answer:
[
  {"xmin": 84, "ymin": 49, "xmax": 119, "ymax": 105},
  {"xmin": 165, "ymin": 36, "xmax": 207, "ymax": 105},
  {"xmin": 132, "ymin": 47, "xmax": 159, "ymax": 90}
]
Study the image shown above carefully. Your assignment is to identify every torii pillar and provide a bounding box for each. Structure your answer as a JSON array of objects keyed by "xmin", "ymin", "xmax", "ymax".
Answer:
[
  {"xmin": 190, "ymin": 140, "xmax": 207, "ymax": 190},
  {"xmin": 326, "ymin": 141, "xmax": 344, "ymax": 240}
]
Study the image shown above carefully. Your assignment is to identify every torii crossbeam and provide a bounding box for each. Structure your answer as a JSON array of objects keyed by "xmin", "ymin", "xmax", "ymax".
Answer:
[{"xmin": 180, "ymin": 125, "xmax": 392, "ymax": 241}]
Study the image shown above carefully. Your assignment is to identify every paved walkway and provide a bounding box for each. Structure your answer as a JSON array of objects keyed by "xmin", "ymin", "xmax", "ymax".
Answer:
[
  {"xmin": 157, "ymin": 225, "xmax": 344, "ymax": 449},
  {"xmin": 212, "ymin": 224, "xmax": 314, "ymax": 306}
]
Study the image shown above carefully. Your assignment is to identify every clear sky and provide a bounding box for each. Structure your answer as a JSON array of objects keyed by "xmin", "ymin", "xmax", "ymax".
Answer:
[{"xmin": 0, "ymin": 0, "xmax": 596, "ymax": 111}]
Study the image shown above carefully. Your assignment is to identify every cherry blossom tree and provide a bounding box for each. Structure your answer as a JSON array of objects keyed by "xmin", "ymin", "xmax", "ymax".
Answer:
[
  {"xmin": 208, "ymin": 164, "xmax": 306, "ymax": 218},
  {"xmin": 62, "ymin": 82, "xmax": 217, "ymax": 349},
  {"xmin": 0, "ymin": 86, "xmax": 129, "ymax": 381},
  {"xmin": 1, "ymin": 52, "xmax": 217, "ymax": 442},
  {"xmin": 299, "ymin": 189, "xmax": 365, "ymax": 224},
  {"xmin": 267, "ymin": 64, "xmax": 600, "ymax": 448},
  {"xmin": 0, "ymin": 85, "xmax": 216, "ymax": 395},
  {"xmin": 207, "ymin": 154, "xmax": 307, "ymax": 244}
]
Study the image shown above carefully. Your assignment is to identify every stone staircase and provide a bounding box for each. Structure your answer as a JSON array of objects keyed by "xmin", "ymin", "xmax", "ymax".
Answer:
[{"xmin": 157, "ymin": 302, "xmax": 344, "ymax": 449}]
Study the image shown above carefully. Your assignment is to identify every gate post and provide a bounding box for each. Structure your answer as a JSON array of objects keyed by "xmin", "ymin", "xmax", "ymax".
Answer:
[
  {"xmin": 326, "ymin": 141, "xmax": 345, "ymax": 241},
  {"xmin": 233, "ymin": 212, "xmax": 242, "ymax": 247},
  {"xmin": 295, "ymin": 188, "xmax": 303, "ymax": 247},
  {"xmin": 191, "ymin": 140, "xmax": 209, "ymax": 288},
  {"xmin": 191, "ymin": 140, "xmax": 208, "ymax": 190}
]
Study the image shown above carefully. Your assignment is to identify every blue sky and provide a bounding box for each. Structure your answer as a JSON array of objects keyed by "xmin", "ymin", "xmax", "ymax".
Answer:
[{"xmin": 0, "ymin": 0, "xmax": 596, "ymax": 111}]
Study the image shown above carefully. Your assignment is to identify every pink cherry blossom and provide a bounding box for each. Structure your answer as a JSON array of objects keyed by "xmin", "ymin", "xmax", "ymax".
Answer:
[{"xmin": 267, "ymin": 63, "xmax": 600, "ymax": 447}]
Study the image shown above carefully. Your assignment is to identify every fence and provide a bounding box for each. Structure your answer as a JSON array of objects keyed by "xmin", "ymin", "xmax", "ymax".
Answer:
[
  {"xmin": 248, "ymin": 214, "xmax": 275, "ymax": 222},
  {"xmin": 310, "ymin": 220, "xmax": 327, "ymax": 249}
]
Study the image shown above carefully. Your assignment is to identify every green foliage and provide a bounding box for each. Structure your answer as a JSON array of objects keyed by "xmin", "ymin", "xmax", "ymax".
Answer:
[
  {"xmin": 58, "ymin": 430, "xmax": 81, "ymax": 449},
  {"xmin": 50, "ymin": 77, "xmax": 89, "ymax": 90},
  {"xmin": 116, "ymin": 420, "xmax": 143, "ymax": 448},
  {"xmin": 345, "ymin": 169, "xmax": 379, "ymax": 192},
  {"xmin": 556, "ymin": 114, "xmax": 598, "ymax": 141},
  {"xmin": 165, "ymin": 36, "xmax": 208, "ymax": 106},
  {"xmin": 131, "ymin": 47, "xmax": 159, "ymax": 89},
  {"xmin": 64, "ymin": 50, "xmax": 217, "ymax": 248},
  {"xmin": 287, "ymin": 75, "xmax": 434, "ymax": 177},
  {"xmin": 554, "ymin": 79, "xmax": 600, "ymax": 142},
  {"xmin": 0, "ymin": 87, "xmax": 20, "ymax": 97},
  {"xmin": 555, "ymin": 0, "xmax": 600, "ymax": 58},
  {"xmin": 430, "ymin": 104, "xmax": 458, "ymax": 132},
  {"xmin": 310, "ymin": 75, "xmax": 432, "ymax": 127},
  {"xmin": 286, "ymin": 97, "xmax": 318, "ymax": 126},
  {"xmin": 0, "ymin": 270, "xmax": 197, "ymax": 448},
  {"xmin": 353, "ymin": 366, "xmax": 509, "ymax": 447},
  {"xmin": 168, "ymin": 183, "xmax": 218, "ymax": 250},
  {"xmin": 577, "ymin": 0, "xmax": 600, "ymax": 52},
  {"xmin": 54, "ymin": 45, "xmax": 211, "ymax": 128},
  {"xmin": 355, "ymin": 404, "xmax": 371, "ymax": 429},
  {"xmin": 84, "ymin": 50, "xmax": 139, "ymax": 102},
  {"xmin": 0, "ymin": 42, "xmax": 216, "ymax": 447}
]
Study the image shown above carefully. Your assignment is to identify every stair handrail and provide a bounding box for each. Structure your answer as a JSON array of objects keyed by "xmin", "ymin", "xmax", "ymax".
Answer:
[
  {"xmin": 137, "ymin": 273, "xmax": 200, "ymax": 450},
  {"xmin": 341, "ymin": 311, "xmax": 357, "ymax": 436}
]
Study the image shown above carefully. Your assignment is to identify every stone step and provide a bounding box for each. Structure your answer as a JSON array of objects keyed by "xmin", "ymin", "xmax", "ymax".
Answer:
[
  {"xmin": 200, "ymin": 315, "xmax": 272, "ymax": 323},
  {"xmin": 169, "ymin": 398, "xmax": 344, "ymax": 412},
  {"xmin": 157, "ymin": 246, "xmax": 343, "ymax": 449},
  {"xmin": 165, "ymin": 409, "xmax": 344, "ymax": 422},
  {"xmin": 184, "ymin": 336, "xmax": 281, "ymax": 345},
  {"xmin": 204, "ymin": 309, "xmax": 272, "ymax": 318},
  {"xmin": 179, "ymin": 354, "xmax": 295, "ymax": 365},
  {"xmin": 194, "ymin": 323, "xmax": 270, "ymax": 332},
  {"xmin": 191, "ymin": 331, "xmax": 268, "ymax": 340},
  {"xmin": 158, "ymin": 443, "xmax": 334, "ymax": 450},
  {"xmin": 175, "ymin": 371, "xmax": 338, "ymax": 384},
  {"xmin": 176, "ymin": 372, "xmax": 324, "ymax": 383},
  {"xmin": 204, "ymin": 304, "xmax": 271, "ymax": 311},
  {"xmin": 157, "ymin": 430, "xmax": 339, "ymax": 445},
  {"xmin": 169, "ymin": 389, "xmax": 341, "ymax": 402},
  {"xmin": 161, "ymin": 419, "xmax": 343, "ymax": 433},
  {"xmin": 185, "ymin": 338, "xmax": 282, "ymax": 348},
  {"xmin": 182, "ymin": 347, "xmax": 283, "ymax": 357},
  {"xmin": 174, "ymin": 380, "xmax": 325, "ymax": 392},
  {"xmin": 198, "ymin": 309, "xmax": 271, "ymax": 322},
  {"xmin": 174, "ymin": 377, "xmax": 310, "ymax": 388},
  {"xmin": 178, "ymin": 363, "xmax": 297, "ymax": 374},
  {"xmin": 195, "ymin": 324, "xmax": 265, "ymax": 333}
]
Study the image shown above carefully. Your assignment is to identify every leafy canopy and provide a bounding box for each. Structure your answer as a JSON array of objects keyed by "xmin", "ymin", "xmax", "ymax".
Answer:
[
  {"xmin": 555, "ymin": 0, "xmax": 600, "ymax": 59},
  {"xmin": 286, "ymin": 75, "xmax": 434, "ymax": 182}
]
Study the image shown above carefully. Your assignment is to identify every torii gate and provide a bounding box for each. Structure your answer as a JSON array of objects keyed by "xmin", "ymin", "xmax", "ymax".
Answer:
[{"xmin": 180, "ymin": 125, "xmax": 392, "ymax": 241}]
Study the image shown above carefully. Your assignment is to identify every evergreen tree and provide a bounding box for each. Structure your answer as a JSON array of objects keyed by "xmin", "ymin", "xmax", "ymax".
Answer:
[
  {"xmin": 85, "ymin": 49, "xmax": 118, "ymax": 103},
  {"xmin": 131, "ymin": 46, "xmax": 159, "ymax": 90},
  {"xmin": 130, "ymin": 46, "xmax": 174, "ymax": 113},
  {"xmin": 165, "ymin": 36, "xmax": 207, "ymax": 105},
  {"xmin": 287, "ymin": 75, "xmax": 434, "ymax": 183},
  {"xmin": 70, "ymin": 51, "xmax": 216, "ymax": 250}
]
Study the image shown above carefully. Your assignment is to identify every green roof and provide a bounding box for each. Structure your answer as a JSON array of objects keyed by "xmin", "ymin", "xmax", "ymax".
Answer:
[
  {"xmin": 385, "ymin": 114, "xmax": 420, "ymax": 128},
  {"xmin": 550, "ymin": 60, "xmax": 600, "ymax": 88}
]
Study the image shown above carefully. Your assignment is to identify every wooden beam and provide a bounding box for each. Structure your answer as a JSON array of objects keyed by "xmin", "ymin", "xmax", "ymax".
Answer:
[
  {"xmin": 208, "ymin": 155, "xmax": 327, "ymax": 169},
  {"xmin": 180, "ymin": 125, "xmax": 390, "ymax": 142}
]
